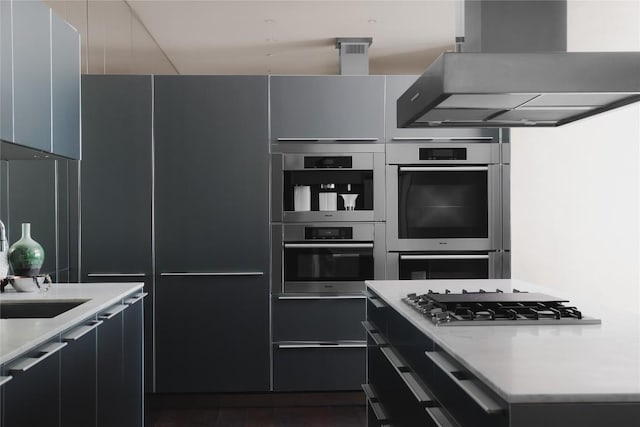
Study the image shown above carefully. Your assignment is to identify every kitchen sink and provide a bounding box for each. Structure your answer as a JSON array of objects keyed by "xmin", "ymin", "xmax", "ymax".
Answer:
[{"xmin": 0, "ymin": 300, "xmax": 89, "ymax": 319}]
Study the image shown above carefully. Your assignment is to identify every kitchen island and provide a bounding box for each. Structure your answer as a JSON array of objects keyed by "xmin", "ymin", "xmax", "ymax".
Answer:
[
  {"xmin": 364, "ymin": 279, "xmax": 640, "ymax": 427},
  {"xmin": 0, "ymin": 282, "xmax": 145, "ymax": 427}
]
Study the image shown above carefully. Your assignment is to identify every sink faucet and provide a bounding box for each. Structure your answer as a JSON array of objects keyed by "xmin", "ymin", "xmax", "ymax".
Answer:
[{"xmin": 0, "ymin": 220, "xmax": 6, "ymax": 252}]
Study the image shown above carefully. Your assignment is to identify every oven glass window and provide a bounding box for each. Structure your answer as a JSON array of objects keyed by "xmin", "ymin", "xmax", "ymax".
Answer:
[
  {"xmin": 399, "ymin": 258, "xmax": 488, "ymax": 280},
  {"xmin": 398, "ymin": 170, "xmax": 488, "ymax": 238},
  {"xmin": 285, "ymin": 246, "xmax": 374, "ymax": 282}
]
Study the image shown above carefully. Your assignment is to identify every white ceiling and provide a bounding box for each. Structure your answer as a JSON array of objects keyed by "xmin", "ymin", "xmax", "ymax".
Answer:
[{"xmin": 49, "ymin": 0, "xmax": 457, "ymax": 75}]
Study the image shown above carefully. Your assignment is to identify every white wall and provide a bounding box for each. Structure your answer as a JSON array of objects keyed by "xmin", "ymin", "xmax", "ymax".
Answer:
[{"xmin": 511, "ymin": 0, "xmax": 640, "ymax": 315}]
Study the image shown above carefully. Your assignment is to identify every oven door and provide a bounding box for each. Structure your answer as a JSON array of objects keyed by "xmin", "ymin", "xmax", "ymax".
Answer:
[
  {"xmin": 283, "ymin": 242, "xmax": 374, "ymax": 293},
  {"xmin": 386, "ymin": 252, "xmax": 501, "ymax": 280},
  {"xmin": 387, "ymin": 164, "xmax": 501, "ymax": 251}
]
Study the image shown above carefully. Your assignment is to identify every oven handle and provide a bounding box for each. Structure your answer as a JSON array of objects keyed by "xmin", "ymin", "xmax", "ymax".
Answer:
[
  {"xmin": 400, "ymin": 254, "xmax": 489, "ymax": 261},
  {"xmin": 399, "ymin": 166, "xmax": 489, "ymax": 172},
  {"xmin": 284, "ymin": 243, "xmax": 374, "ymax": 249}
]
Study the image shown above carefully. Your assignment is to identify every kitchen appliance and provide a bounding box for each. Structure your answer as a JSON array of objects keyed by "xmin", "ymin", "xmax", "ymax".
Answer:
[
  {"xmin": 387, "ymin": 252, "xmax": 501, "ymax": 280},
  {"xmin": 403, "ymin": 289, "xmax": 601, "ymax": 326},
  {"xmin": 386, "ymin": 142, "xmax": 501, "ymax": 251},
  {"xmin": 272, "ymin": 222, "xmax": 385, "ymax": 294},
  {"xmin": 271, "ymin": 144, "xmax": 385, "ymax": 222},
  {"xmin": 397, "ymin": 0, "xmax": 640, "ymax": 128}
]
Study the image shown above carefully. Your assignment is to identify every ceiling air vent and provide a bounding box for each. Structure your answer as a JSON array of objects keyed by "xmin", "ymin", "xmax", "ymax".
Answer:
[{"xmin": 335, "ymin": 37, "xmax": 372, "ymax": 75}]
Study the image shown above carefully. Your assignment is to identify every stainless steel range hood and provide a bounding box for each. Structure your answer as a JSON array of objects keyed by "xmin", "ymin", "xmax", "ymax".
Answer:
[{"xmin": 397, "ymin": 0, "xmax": 640, "ymax": 128}]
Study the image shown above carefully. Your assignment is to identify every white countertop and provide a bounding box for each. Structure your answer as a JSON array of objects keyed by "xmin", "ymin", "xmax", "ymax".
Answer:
[
  {"xmin": 0, "ymin": 282, "xmax": 144, "ymax": 366},
  {"xmin": 366, "ymin": 279, "xmax": 640, "ymax": 404}
]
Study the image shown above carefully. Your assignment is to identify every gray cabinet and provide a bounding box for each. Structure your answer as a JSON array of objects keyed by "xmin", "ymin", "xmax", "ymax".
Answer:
[
  {"xmin": 155, "ymin": 275, "xmax": 269, "ymax": 392},
  {"xmin": 154, "ymin": 75, "xmax": 270, "ymax": 392},
  {"xmin": 123, "ymin": 294, "xmax": 144, "ymax": 426},
  {"xmin": 51, "ymin": 13, "xmax": 80, "ymax": 159},
  {"xmin": 61, "ymin": 321, "xmax": 100, "ymax": 427},
  {"xmin": 81, "ymin": 75, "xmax": 153, "ymax": 391},
  {"xmin": 3, "ymin": 341, "xmax": 64, "ymax": 427},
  {"xmin": 0, "ymin": 0, "xmax": 12, "ymax": 143},
  {"xmin": 384, "ymin": 75, "xmax": 500, "ymax": 143},
  {"xmin": 270, "ymin": 75, "xmax": 385, "ymax": 142},
  {"xmin": 12, "ymin": 0, "xmax": 51, "ymax": 152}
]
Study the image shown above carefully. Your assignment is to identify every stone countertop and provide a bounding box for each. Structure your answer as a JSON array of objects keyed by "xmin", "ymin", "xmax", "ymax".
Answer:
[
  {"xmin": 0, "ymin": 282, "xmax": 144, "ymax": 366},
  {"xmin": 366, "ymin": 279, "xmax": 640, "ymax": 404}
]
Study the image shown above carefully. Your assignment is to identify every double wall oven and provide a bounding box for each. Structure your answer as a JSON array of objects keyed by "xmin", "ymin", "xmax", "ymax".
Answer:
[{"xmin": 386, "ymin": 142, "xmax": 503, "ymax": 280}]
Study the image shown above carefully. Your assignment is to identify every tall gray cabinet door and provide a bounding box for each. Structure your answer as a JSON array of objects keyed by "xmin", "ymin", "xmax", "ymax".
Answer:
[
  {"xmin": 384, "ymin": 75, "xmax": 500, "ymax": 142},
  {"xmin": 81, "ymin": 75, "xmax": 153, "ymax": 391},
  {"xmin": 0, "ymin": 0, "xmax": 13, "ymax": 143},
  {"xmin": 154, "ymin": 75, "xmax": 270, "ymax": 392},
  {"xmin": 51, "ymin": 13, "xmax": 80, "ymax": 160},
  {"xmin": 12, "ymin": 0, "xmax": 51, "ymax": 151},
  {"xmin": 270, "ymin": 75, "xmax": 385, "ymax": 141}
]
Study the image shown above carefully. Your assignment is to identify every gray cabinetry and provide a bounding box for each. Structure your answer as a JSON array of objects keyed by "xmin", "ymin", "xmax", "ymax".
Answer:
[
  {"xmin": 61, "ymin": 321, "xmax": 100, "ymax": 427},
  {"xmin": 3, "ymin": 341, "xmax": 64, "ymax": 427},
  {"xmin": 384, "ymin": 75, "xmax": 500, "ymax": 143},
  {"xmin": 81, "ymin": 75, "xmax": 153, "ymax": 390},
  {"xmin": 0, "ymin": 0, "xmax": 12, "ymax": 143},
  {"xmin": 154, "ymin": 75, "xmax": 270, "ymax": 392},
  {"xmin": 51, "ymin": 13, "xmax": 80, "ymax": 159},
  {"xmin": 270, "ymin": 76, "xmax": 385, "ymax": 142},
  {"xmin": 12, "ymin": 0, "xmax": 51, "ymax": 152}
]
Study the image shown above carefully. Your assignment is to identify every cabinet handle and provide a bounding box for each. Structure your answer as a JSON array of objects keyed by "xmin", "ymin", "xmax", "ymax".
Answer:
[
  {"xmin": 99, "ymin": 304, "xmax": 128, "ymax": 319},
  {"xmin": 278, "ymin": 342, "xmax": 366, "ymax": 349},
  {"xmin": 125, "ymin": 292, "xmax": 148, "ymax": 305},
  {"xmin": 0, "ymin": 376, "xmax": 12, "ymax": 387},
  {"xmin": 62, "ymin": 320, "xmax": 103, "ymax": 342},
  {"xmin": 380, "ymin": 347, "xmax": 436, "ymax": 406},
  {"xmin": 160, "ymin": 272, "xmax": 264, "ymax": 277},
  {"xmin": 425, "ymin": 407, "xmax": 457, "ymax": 427},
  {"xmin": 361, "ymin": 385, "xmax": 391, "ymax": 423},
  {"xmin": 276, "ymin": 137, "xmax": 379, "ymax": 142},
  {"xmin": 361, "ymin": 383, "xmax": 379, "ymax": 402},
  {"xmin": 425, "ymin": 350, "xmax": 505, "ymax": 414},
  {"xmin": 284, "ymin": 243, "xmax": 374, "ymax": 249},
  {"xmin": 391, "ymin": 137, "xmax": 493, "ymax": 142},
  {"xmin": 363, "ymin": 291, "xmax": 387, "ymax": 309},
  {"xmin": 400, "ymin": 254, "xmax": 489, "ymax": 261},
  {"xmin": 399, "ymin": 166, "xmax": 489, "ymax": 172},
  {"xmin": 362, "ymin": 321, "xmax": 388, "ymax": 347},
  {"xmin": 277, "ymin": 295, "xmax": 365, "ymax": 300},
  {"xmin": 8, "ymin": 342, "xmax": 68, "ymax": 373},
  {"xmin": 87, "ymin": 273, "xmax": 146, "ymax": 277}
]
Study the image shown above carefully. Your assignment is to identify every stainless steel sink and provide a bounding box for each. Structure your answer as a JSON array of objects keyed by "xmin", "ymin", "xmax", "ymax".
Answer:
[{"xmin": 0, "ymin": 300, "xmax": 89, "ymax": 319}]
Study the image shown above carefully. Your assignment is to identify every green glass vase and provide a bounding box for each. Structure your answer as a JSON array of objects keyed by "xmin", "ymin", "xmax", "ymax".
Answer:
[{"xmin": 8, "ymin": 223, "xmax": 45, "ymax": 276}]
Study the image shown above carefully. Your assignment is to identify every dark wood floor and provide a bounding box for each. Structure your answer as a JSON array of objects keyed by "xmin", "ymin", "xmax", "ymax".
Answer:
[{"xmin": 146, "ymin": 392, "xmax": 367, "ymax": 427}]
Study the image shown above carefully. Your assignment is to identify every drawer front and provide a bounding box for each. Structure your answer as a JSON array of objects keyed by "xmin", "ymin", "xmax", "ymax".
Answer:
[
  {"xmin": 365, "ymin": 290, "xmax": 389, "ymax": 336},
  {"xmin": 386, "ymin": 306, "xmax": 434, "ymax": 379},
  {"xmin": 426, "ymin": 345, "xmax": 508, "ymax": 427},
  {"xmin": 273, "ymin": 344, "xmax": 365, "ymax": 391},
  {"xmin": 273, "ymin": 296, "xmax": 365, "ymax": 341}
]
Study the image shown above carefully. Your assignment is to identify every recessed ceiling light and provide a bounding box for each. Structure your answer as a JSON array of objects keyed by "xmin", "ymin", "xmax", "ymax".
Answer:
[
  {"xmin": 368, "ymin": 19, "xmax": 377, "ymax": 24},
  {"xmin": 266, "ymin": 53, "xmax": 273, "ymax": 57},
  {"xmin": 264, "ymin": 18, "xmax": 275, "ymax": 23}
]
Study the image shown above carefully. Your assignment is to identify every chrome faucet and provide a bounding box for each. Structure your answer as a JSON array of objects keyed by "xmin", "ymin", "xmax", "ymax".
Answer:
[{"xmin": 0, "ymin": 220, "xmax": 7, "ymax": 252}]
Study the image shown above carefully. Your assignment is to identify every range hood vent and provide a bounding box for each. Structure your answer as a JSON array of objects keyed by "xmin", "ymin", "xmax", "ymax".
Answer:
[{"xmin": 398, "ymin": 1, "xmax": 640, "ymax": 128}]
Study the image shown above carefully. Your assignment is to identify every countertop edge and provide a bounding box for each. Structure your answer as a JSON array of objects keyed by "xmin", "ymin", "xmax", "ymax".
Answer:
[{"xmin": 0, "ymin": 282, "xmax": 144, "ymax": 366}]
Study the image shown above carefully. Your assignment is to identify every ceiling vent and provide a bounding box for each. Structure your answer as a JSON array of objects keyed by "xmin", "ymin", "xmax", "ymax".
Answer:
[{"xmin": 335, "ymin": 37, "xmax": 372, "ymax": 75}]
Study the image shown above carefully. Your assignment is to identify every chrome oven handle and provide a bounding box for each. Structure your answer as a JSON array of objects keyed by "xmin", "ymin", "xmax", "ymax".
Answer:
[
  {"xmin": 400, "ymin": 254, "xmax": 489, "ymax": 261},
  {"xmin": 399, "ymin": 166, "xmax": 489, "ymax": 172},
  {"xmin": 284, "ymin": 243, "xmax": 374, "ymax": 249}
]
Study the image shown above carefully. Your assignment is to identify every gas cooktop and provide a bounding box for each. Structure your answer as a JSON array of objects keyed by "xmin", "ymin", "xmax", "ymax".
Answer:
[{"xmin": 403, "ymin": 289, "xmax": 601, "ymax": 326}]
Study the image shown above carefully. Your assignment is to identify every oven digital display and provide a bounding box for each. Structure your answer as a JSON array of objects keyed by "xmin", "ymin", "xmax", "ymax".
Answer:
[
  {"xmin": 419, "ymin": 148, "xmax": 467, "ymax": 161},
  {"xmin": 305, "ymin": 227, "xmax": 353, "ymax": 240},
  {"xmin": 304, "ymin": 156, "xmax": 353, "ymax": 168}
]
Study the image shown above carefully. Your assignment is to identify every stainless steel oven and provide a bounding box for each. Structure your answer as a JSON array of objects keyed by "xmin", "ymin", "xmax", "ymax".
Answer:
[
  {"xmin": 271, "ymin": 144, "xmax": 385, "ymax": 223},
  {"xmin": 272, "ymin": 222, "xmax": 386, "ymax": 294},
  {"xmin": 386, "ymin": 252, "xmax": 502, "ymax": 280},
  {"xmin": 386, "ymin": 142, "xmax": 501, "ymax": 251}
]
